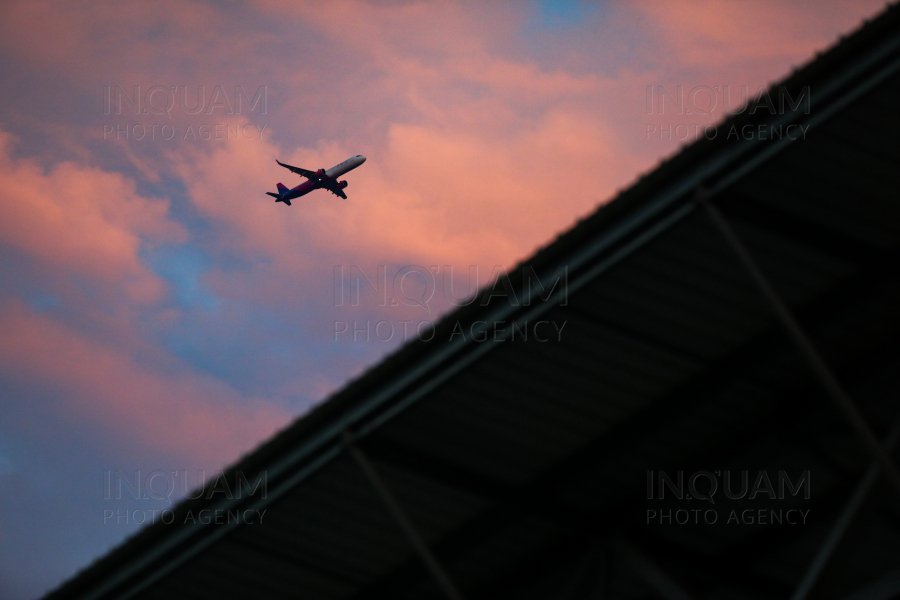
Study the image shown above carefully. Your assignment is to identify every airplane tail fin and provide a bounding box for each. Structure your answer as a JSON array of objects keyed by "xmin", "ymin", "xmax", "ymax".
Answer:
[{"xmin": 266, "ymin": 183, "xmax": 293, "ymax": 206}]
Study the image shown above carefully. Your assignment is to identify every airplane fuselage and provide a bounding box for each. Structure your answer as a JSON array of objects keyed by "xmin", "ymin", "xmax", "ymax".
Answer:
[{"xmin": 280, "ymin": 155, "xmax": 366, "ymax": 202}]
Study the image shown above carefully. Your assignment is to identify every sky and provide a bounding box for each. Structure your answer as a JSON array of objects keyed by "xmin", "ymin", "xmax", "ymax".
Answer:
[{"xmin": 0, "ymin": 1, "xmax": 888, "ymax": 598}]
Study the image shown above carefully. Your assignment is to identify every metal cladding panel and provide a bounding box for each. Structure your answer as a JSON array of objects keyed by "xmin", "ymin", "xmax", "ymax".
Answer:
[
  {"xmin": 366, "ymin": 516, "xmax": 567, "ymax": 600},
  {"xmin": 566, "ymin": 217, "xmax": 785, "ymax": 355},
  {"xmin": 738, "ymin": 154, "xmax": 900, "ymax": 240},
  {"xmin": 371, "ymin": 332, "xmax": 677, "ymax": 487}
]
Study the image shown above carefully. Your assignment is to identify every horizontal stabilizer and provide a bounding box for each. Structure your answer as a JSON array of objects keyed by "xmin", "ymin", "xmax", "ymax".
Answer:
[{"xmin": 265, "ymin": 191, "xmax": 292, "ymax": 206}]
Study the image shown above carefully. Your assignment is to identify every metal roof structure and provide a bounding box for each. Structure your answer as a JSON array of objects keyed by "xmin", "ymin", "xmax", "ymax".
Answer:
[{"xmin": 46, "ymin": 5, "xmax": 900, "ymax": 600}]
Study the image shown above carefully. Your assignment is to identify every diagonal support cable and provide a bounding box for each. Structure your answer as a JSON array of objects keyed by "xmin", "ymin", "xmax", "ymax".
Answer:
[
  {"xmin": 342, "ymin": 431, "xmax": 466, "ymax": 600},
  {"xmin": 791, "ymin": 408, "xmax": 900, "ymax": 600},
  {"xmin": 697, "ymin": 188, "xmax": 900, "ymax": 499}
]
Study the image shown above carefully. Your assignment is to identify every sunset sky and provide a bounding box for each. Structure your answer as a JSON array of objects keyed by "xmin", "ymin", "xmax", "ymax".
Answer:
[{"xmin": 0, "ymin": 1, "xmax": 887, "ymax": 598}]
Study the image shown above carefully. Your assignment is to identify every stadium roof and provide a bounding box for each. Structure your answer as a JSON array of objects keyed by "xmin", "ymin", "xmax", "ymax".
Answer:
[{"xmin": 47, "ymin": 5, "xmax": 900, "ymax": 600}]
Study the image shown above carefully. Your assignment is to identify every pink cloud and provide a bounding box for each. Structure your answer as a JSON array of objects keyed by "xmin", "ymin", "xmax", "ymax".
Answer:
[
  {"xmin": 1, "ymin": 0, "xmax": 884, "ymax": 376},
  {"xmin": 0, "ymin": 129, "xmax": 186, "ymax": 304},
  {"xmin": 0, "ymin": 0, "xmax": 889, "ymax": 470},
  {"xmin": 169, "ymin": 107, "xmax": 635, "ymax": 284},
  {"xmin": 0, "ymin": 0, "xmax": 237, "ymax": 81},
  {"xmin": 0, "ymin": 299, "xmax": 290, "ymax": 467},
  {"xmin": 0, "ymin": 125, "xmax": 295, "ymax": 468},
  {"xmin": 632, "ymin": 0, "xmax": 886, "ymax": 70},
  {"xmin": 150, "ymin": 1, "xmax": 891, "ymax": 310}
]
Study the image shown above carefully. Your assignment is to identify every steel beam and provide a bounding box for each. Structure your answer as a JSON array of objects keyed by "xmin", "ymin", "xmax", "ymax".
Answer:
[
  {"xmin": 343, "ymin": 431, "xmax": 466, "ymax": 600},
  {"xmin": 790, "ymin": 409, "xmax": 900, "ymax": 600},
  {"xmin": 698, "ymin": 189, "xmax": 900, "ymax": 499},
  {"xmin": 842, "ymin": 569, "xmax": 900, "ymax": 600}
]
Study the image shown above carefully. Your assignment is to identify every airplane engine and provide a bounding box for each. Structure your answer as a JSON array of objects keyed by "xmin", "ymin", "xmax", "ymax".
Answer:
[
  {"xmin": 315, "ymin": 169, "xmax": 326, "ymax": 178},
  {"xmin": 338, "ymin": 180, "xmax": 348, "ymax": 189}
]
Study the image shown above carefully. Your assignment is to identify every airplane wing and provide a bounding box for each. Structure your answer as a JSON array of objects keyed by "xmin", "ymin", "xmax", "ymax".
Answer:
[
  {"xmin": 276, "ymin": 160, "xmax": 318, "ymax": 180},
  {"xmin": 323, "ymin": 181, "xmax": 348, "ymax": 199}
]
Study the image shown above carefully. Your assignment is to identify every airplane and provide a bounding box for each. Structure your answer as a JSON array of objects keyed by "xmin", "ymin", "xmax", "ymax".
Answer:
[{"xmin": 266, "ymin": 155, "xmax": 366, "ymax": 205}]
